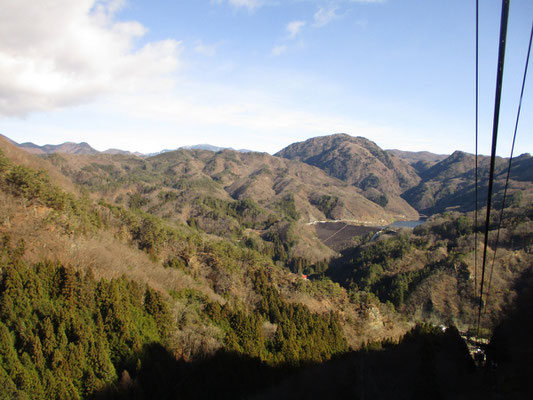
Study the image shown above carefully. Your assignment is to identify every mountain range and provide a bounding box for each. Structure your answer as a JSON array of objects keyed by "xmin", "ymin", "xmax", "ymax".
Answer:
[
  {"xmin": 4, "ymin": 132, "xmax": 532, "ymax": 218},
  {"xmin": 0, "ymin": 132, "xmax": 531, "ymax": 399},
  {"xmin": 1, "ymin": 135, "xmax": 252, "ymax": 157}
]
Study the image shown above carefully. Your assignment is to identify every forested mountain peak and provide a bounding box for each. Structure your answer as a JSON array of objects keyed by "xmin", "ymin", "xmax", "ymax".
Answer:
[
  {"xmin": 275, "ymin": 133, "xmax": 421, "ymax": 218},
  {"xmin": 18, "ymin": 141, "xmax": 99, "ymax": 155}
]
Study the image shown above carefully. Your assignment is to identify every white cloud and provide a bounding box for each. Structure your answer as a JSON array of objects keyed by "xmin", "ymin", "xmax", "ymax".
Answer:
[
  {"xmin": 0, "ymin": 0, "xmax": 181, "ymax": 117},
  {"xmin": 287, "ymin": 20, "xmax": 306, "ymax": 38},
  {"xmin": 311, "ymin": 0, "xmax": 382, "ymax": 29},
  {"xmin": 313, "ymin": 7, "xmax": 340, "ymax": 27},
  {"xmin": 229, "ymin": 0, "xmax": 262, "ymax": 9},
  {"xmin": 211, "ymin": 0, "xmax": 265, "ymax": 11},
  {"xmin": 194, "ymin": 41, "xmax": 218, "ymax": 57},
  {"xmin": 271, "ymin": 45, "xmax": 288, "ymax": 56}
]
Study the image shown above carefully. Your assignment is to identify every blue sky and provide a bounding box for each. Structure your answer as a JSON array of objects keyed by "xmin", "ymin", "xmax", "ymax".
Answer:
[{"xmin": 0, "ymin": 0, "xmax": 531, "ymax": 156}]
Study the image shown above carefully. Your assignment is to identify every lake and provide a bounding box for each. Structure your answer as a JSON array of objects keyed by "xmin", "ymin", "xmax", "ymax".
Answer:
[{"xmin": 387, "ymin": 219, "xmax": 426, "ymax": 229}]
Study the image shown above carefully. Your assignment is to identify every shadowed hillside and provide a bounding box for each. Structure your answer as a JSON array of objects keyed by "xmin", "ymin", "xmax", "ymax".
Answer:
[
  {"xmin": 387, "ymin": 149, "xmax": 448, "ymax": 174},
  {"xmin": 275, "ymin": 134, "xmax": 420, "ymax": 219},
  {"xmin": 487, "ymin": 267, "xmax": 533, "ymax": 398},
  {"xmin": 403, "ymin": 151, "xmax": 533, "ymax": 215},
  {"xmin": 89, "ymin": 324, "xmax": 481, "ymax": 400}
]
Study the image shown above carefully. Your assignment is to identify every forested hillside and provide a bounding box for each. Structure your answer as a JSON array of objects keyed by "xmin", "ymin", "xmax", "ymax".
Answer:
[
  {"xmin": 328, "ymin": 208, "xmax": 533, "ymax": 329},
  {"xmin": 0, "ymin": 133, "xmax": 532, "ymax": 398},
  {"xmin": 402, "ymin": 151, "xmax": 533, "ymax": 215},
  {"xmin": 275, "ymin": 134, "xmax": 420, "ymax": 218},
  {"xmin": 0, "ymin": 137, "xmax": 402, "ymax": 398},
  {"xmin": 41, "ymin": 146, "xmax": 404, "ymax": 263}
]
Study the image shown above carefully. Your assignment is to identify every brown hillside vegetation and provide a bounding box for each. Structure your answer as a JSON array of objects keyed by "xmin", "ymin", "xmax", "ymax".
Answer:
[
  {"xmin": 46, "ymin": 148, "xmax": 396, "ymax": 224},
  {"xmin": 39, "ymin": 148, "xmax": 408, "ymax": 264},
  {"xmin": 327, "ymin": 207, "xmax": 533, "ymax": 332},
  {"xmin": 0, "ymin": 135, "xmax": 78, "ymax": 195},
  {"xmin": 0, "ymin": 146, "xmax": 407, "ymax": 357},
  {"xmin": 386, "ymin": 148, "xmax": 448, "ymax": 174},
  {"xmin": 1, "ymin": 132, "xmax": 532, "ymax": 399},
  {"xmin": 275, "ymin": 133, "xmax": 420, "ymax": 219},
  {"xmin": 403, "ymin": 151, "xmax": 533, "ymax": 214}
]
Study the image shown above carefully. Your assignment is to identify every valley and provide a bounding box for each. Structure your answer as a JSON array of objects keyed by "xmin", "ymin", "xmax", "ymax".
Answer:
[{"xmin": 0, "ymin": 132, "xmax": 531, "ymax": 398}]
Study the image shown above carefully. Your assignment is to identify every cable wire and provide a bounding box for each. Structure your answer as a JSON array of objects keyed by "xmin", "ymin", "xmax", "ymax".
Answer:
[
  {"xmin": 476, "ymin": 0, "xmax": 510, "ymax": 334},
  {"xmin": 474, "ymin": 0, "xmax": 480, "ymax": 300},
  {"xmin": 485, "ymin": 21, "xmax": 533, "ymax": 312}
]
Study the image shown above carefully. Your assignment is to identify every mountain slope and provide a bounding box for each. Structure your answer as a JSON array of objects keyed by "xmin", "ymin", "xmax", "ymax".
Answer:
[
  {"xmin": 0, "ymin": 135, "xmax": 78, "ymax": 194},
  {"xmin": 0, "ymin": 137, "xmax": 407, "ymax": 357},
  {"xmin": 42, "ymin": 148, "xmax": 406, "ymax": 262},
  {"xmin": 275, "ymin": 134, "xmax": 420, "ymax": 219},
  {"xmin": 387, "ymin": 149, "xmax": 448, "ymax": 174},
  {"xmin": 47, "ymin": 148, "xmax": 400, "ymax": 224},
  {"xmin": 402, "ymin": 151, "xmax": 533, "ymax": 214}
]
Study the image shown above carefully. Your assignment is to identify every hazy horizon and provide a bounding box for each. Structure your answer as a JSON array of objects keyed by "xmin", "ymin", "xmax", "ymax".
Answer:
[{"xmin": 8, "ymin": 131, "xmax": 533, "ymax": 158}]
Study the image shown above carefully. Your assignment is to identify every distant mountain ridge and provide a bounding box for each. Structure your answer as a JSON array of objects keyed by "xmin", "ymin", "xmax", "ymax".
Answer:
[
  {"xmin": 275, "ymin": 135, "xmax": 533, "ymax": 215},
  {"xmin": 4, "ymin": 133, "xmax": 532, "ymax": 217},
  {"xmin": 102, "ymin": 148, "xmax": 144, "ymax": 156},
  {"xmin": 402, "ymin": 150, "xmax": 533, "ymax": 214},
  {"xmin": 49, "ymin": 146, "xmax": 401, "ymax": 227},
  {"xmin": 9, "ymin": 137, "xmax": 251, "ymax": 157},
  {"xmin": 147, "ymin": 144, "xmax": 253, "ymax": 156},
  {"xmin": 386, "ymin": 149, "xmax": 448, "ymax": 174},
  {"xmin": 18, "ymin": 141, "xmax": 99, "ymax": 155}
]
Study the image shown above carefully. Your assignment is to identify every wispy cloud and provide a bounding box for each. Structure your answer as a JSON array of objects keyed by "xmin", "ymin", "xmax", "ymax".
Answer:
[
  {"xmin": 271, "ymin": 45, "xmax": 288, "ymax": 56},
  {"xmin": 0, "ymin": 0, "xmax": 181, "ymax": 117},
  {"xmin": 228, "ymin": 0, "xmax": 263, "ymax": 10},
  {"xmin": 193, "ymin": 40, "xmax": 218, "ymax": 57},
  {"xmin": 211, "ymin": 0, "xmax": 265, "ymax": 11},
  {"xmin": 287, "ymin": 20, "xmax": 306, "ymax": 39},
  {"xmin": 349, "ymin": 0, "xmax": 385, "ymax": 3},
  {"xmin": 104, "ymin": 81, "xmax": 399, "ymax": 154},
  {"xmin": 313, "ymin": 6, "xmax": 340, "ymax": 28},
  {"xmin": 311, "ymin": 0, "xmax": 384, "ymax": 28}
]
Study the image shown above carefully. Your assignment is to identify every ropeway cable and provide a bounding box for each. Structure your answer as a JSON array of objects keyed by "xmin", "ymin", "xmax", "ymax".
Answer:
[
  {"xmin": 485, "ymin": 21, "xmax": 533, "ymax": 313},
  {"xmin": 476, "ymin": 0, "xmax": 510, "ymax": 335},
  {"xmin": 474, "ymin": 0, "xmax": 480, "ymax": 300}
]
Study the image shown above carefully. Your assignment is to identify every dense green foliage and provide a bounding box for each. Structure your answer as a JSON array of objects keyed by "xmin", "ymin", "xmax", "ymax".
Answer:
[
  {"xmin": 208, "ymin": 270, "xmax": 346, "ymax": 364},
  {"xmin": 0, "ymin": 237, "xmax": 171, "ymax": 399},
  {"xmin": 275, "ymin": 194, "xmax": 299, "ymax": 221},
  {"xmin": 0, "ymin": 235, "xmax": 349, "ymax": 398},
  {"xmin": 329, "ymin": 234, "xmax": 427, "ymax": 307},
  {"xmin": 310, "ymin": 195, "xmax": 339, "ymax": 219},
  {"xmin": 328, "ymin": 207, "xmax": 533, "ymax": 326},
  {"xmin": 0, "ymin": 148, "xmax": 355, "ymax": 398}
]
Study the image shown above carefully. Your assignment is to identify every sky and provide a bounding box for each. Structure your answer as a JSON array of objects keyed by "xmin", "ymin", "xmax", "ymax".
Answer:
[{"xmin": 0, "ymin": 0, "xmax": 532, "ymax": 156}]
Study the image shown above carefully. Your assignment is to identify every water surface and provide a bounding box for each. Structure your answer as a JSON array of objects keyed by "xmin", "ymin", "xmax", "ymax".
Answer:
[{"xmin": 387, "ymin": 219, "xmax": 426, "ymax": 229}]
